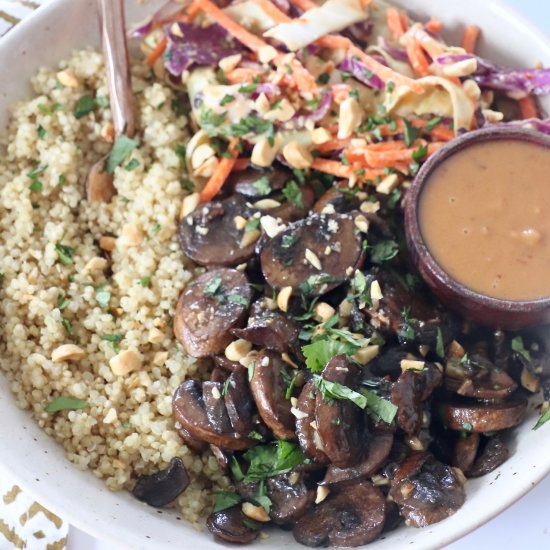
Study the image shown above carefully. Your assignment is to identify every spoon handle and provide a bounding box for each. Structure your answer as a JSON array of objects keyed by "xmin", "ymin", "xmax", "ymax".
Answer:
[{"xmin": 98, "ymin": 0, "xmax": 135, "ymax": 138}]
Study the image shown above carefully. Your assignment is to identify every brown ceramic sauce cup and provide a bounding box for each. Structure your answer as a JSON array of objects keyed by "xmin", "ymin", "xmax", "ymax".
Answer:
[{"xmin": 404, "ymin": 126, "xmax": 550, "ymax": 330}]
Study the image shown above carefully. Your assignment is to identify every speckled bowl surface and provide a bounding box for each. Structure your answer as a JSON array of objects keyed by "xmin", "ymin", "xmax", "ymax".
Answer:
[{"xmin": 1, "ymin": 1, "xmax": 550, "ymax": 549}]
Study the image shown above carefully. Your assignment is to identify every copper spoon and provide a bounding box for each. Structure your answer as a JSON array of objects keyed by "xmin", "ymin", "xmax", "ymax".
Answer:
[{"xmin": 86, "ymin": 0, "xmax": 135, "ymax": 202}]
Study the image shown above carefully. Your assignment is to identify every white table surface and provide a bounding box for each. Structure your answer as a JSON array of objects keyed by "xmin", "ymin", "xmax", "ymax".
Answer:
[{"xmin": 2, "ymin": 0, "xmax": 544, "ymax": 548}]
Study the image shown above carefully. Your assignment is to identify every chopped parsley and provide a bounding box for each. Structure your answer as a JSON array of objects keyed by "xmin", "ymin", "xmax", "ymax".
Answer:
[
  {"xmin": 37, "ymin": 125, "xmax": 47, "ymax": 140},
  {"xmin": 175, "ymin": 144, "xmax": 186, "ymax": 161},
  {"xmin": 302, "ymin": 338, "xmax": 357, "ymax": 373},
  {"xmin": 316, "ymin": 72, "xmax": 330, "ymax": 85},
  {"xmin": 238, "ymin": 83, "xmax": 257, "ymax": 94},
  {"xmin": 106, "ymin": 136, "xmax": 138, "ymax": 173},
  {"xmin": 533, "ymin": 409, "xmax": 550, "ymax": 430},
  {"xmin": 226, "ymin": 115, "xmax": 274, "ymax": 141},
  {"xmin": 150, "ymin": 223, "xmax": 161, "ymax": 238},
  {"xmin": 398, "ymin": 307, "xmax": 416, "ymax": 342},
  {"xmin": 244, "ymin": 217, "xmax": 261, "ymax": 232},
  {"xmin": 228, "ymin": 294, "xmax": 249, "ymax": 306},
  {"xmin": 45, "ymin": 396, "xmax": 88, "ymax": 413},
  {"xmin": 56, "ymin": 293, "xmax": 70, "ymax": 310},
  {"xmin": 61, "ymin": 318, "xmax": 74, "ymax": 336},
  {"xmin": 281, "ymin": 233, "xmax": 298, "ymax": 249}
]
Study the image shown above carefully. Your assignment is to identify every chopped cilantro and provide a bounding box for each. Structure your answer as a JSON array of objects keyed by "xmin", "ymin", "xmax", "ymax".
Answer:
[
  {"xmin": 95, "ymin": 96, "xmax": 110, "ymax": 108},
  {"xmin": 138, "ymin": 276, "xmax": 151, "ymax": 288},
  {"xmin": 403, "ymin": 119, "xmax": 420, "ymax": 147},
  {"xmin": 302, "ymin": 339, "xmax": 355, "ymax": 373},
  {"xmin": 425, "ymin": 116, "xmax": 442, "ymax": 132},
  {"xmin": 282, "ymin": 181, "xmax": 303, "ymax": 209},
  {"xmin": 213, "ymin": 491, "xmax": 242, "ymax": 513},
  {"xmin": 316, "ymin": 72, "xmax": 330, "ymax": 85},
  {"xmin": 37, "ymin": 125, "xmax": 47, "ymax": 139},
  {"xmin": 220, "ymin": 94, "xmax": 236, "ymax": 106},
  {"xmin": 281, "ymin": 233, "xmax": 298, "ymax": 249},
  {"xmin": 226, "ymin": 115, "xmax": 274, "ymax": 140},
  {"xmin": 56, "ymin": 293, "xmax": 70, "ymax": 310},
  {"xmin": 511, "ymin": 336, "xmax": 531, "ymax": 362},
  {"xmin": 386, "ymin": 81, "xmax": 395, "ymax": 93},
  {"xmin": 55, "ymin": 243, "xmax": 75, "ymax": 265},
  {"xmin": 228, "ymin": 294, "xmax": 249, "ymax": 306},
  {"xmin": 45, "ymin": 396, "xmax": 88, "ymax": 413},
  {"xmin": 199, "ymin": 108, "xmax": 227, "ymax": 134},
  {"xmin": 412, "ymin": 143, "xmax": 428, "ymax": 163},
  {"xmin": 204, "ymin": 275, "xmax": 223, "ymax": 297},
  {"xmin": 58, "ymin": 174, "xmax": 66, "ymax": 186},
  {"xmin": 245, "ymin": 217, "xmax": 261, "ymax": 232},
  {"xmin": 175, "ymin": 144, "xmax": 186, "ymax": 161},
  {"xmin": 101, "ymin": 334, "xmax": 123, "ymax": 352},
  {"xmin": 150, "ymin": 223, "xmax": 161, "ymax": 237},
  {"xmin": 238, "ymin": 83, "xmax": 257, "ymax": 93},
  {"xmin": 242, "ymin": 441, "xmax": 306, "ymax": 481},
  {"xmin": 61, "ymin": 318, "xmax": 74, "ymax": 335},
  {"xmin": 106, "ymin": 135, "xmax": 138, "ymax": 173},
  {"xmin": 533, "ymin": 408, "xmax": 550, "ymax": 430},
  {"xmin": 125, "ymin": 158, "xmax": 140, "ymax": 171},
  {"xmin": 29, "ymin": 179, "xmax": 43, "ymax": 193},
  {"xmin": 370, "ymin": 240, "xmax": 399, "ymax": 264},
  {"xmin": 74, "ymin": 95, "xmax": 95, "ymax": 119},
  {"xmin": 248, "ymin": 430, "xmax": 263, "ymax": 441},
  {"xmin": 314, "ymin": 375, "xmax": 367, "ymax": 408},
  {"xmin": 253, "ymin": 176, "xmax": 271, "ymax": 196}
]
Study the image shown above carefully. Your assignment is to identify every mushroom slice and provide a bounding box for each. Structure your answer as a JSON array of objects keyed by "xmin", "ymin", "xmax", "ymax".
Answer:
[
  {"xmin": 232, "ymin": 301, "xmax": 300, "ymax": 354},
  {"xmin": 267, "ymin": 471, "xmax": 315, "ymax": 525},
  {"xmin": 439, "ymin": 397, "xmax": 528, "ymax": 433},
  {"xmin": 316, "ymin": 355, "xmax": 364, "ymax": 468},
  {"xmin": 452, "ymin": 432, "xmax": 480, "ymax": 473},
  {"xmin": 173, "ymin": 380, "xmax": 254, "ymax": 451},
  {"xmin": 466, "ymin": 434, "xmax": 509, "ymax": 478},
  {"xmin": 295, "ymin": 380, "xmax": 331, "ymax": 465},
  {"xmin": 178, "ymin": 427, "xmax": 208, "ymax": 453},
  {"xmin": 391, "ymin": 370, "xmax": 424, "ymax": 436},
  {"xmin": 203, "ymin": 381, "xmax": 233, "ymax": 434},
  {"xmin": 178, "ymin": 194, "xmax": 259, "ymax": 267},
  {"xmin": 213, "ymin": 355, "xmax": 241, "ymax": 372},
  {"xmin": 132, "ymin": 458, "xmax": 190, "ymax": 507},
  {"xmin": 250, "ymin": 350, "xmax": 296, "ymax": 440},
  {"xmin": 445, "ymin": 368, "xmax": 517, "ymax": 400},
  {"xmin": 322, "ymin": 432, "xmax": 394, "ymax": 486},
  {"xmin": 207, "ymin": 505, "xmax": 259, "ymax": 544},
  {"xmin": 313, "ymin": 187, "xmax": 360, "ymax": 214},
  {"xmin": 224, "ymin": 367, "xmax": 254, "ymax": 436},
  {"xmin": 174, "ymin": 268, "xmax": 252, "ymax": 358},
  {"xmin": 229, "ymin": 166, "xmax": 289, "ymax": 197},
  {"xmin": 389, "ymin": 453, "xmax": 465, "ymax": 528},
  {"xmin": 260, "ymin": 213, "xmax": 365, "ymax": 295},
  {"xmin": 293, "ymin": 482, "xmax": 386, "ymax": 547}
]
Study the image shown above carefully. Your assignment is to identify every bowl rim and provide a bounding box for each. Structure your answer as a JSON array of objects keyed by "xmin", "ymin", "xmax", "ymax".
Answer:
[
  {"xmin": 405, "ymin": 125, "xmax": 550, "ymax": 315},
  {"xmin": 2, "ymin": 1, "xmax": 550, "ymax": 550}
]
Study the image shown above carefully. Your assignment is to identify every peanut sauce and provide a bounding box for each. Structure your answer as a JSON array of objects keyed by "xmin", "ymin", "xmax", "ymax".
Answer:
[{"xmin": 419, "ymin": 139, "xmax": 550, "ymax": 301}]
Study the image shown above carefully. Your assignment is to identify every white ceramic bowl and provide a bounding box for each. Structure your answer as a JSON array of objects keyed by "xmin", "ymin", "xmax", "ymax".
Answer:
[{"xmin": 1, "ymin": 1, "xmax": 550, "ymax": 549}]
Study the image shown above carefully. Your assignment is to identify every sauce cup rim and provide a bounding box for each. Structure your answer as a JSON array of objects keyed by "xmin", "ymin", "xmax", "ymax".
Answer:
[{"xmin": 404, "ymin": 125, "xmax": 550, "ymax": 320}]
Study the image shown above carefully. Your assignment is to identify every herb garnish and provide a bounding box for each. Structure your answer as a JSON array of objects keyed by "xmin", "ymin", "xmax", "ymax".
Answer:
[
  {"xmin": 55, "ymin": 243, "xmax": 75, "ymax": 265},
  {"xmin": 240, "ymin": 441, "xmax": 306, "ymax": 481},
  {"xmin": 95, "ymin": 286, "xmax": 111, "ymax": 309},
  {"xmin": 106, "ymin": 136, "xmax": 138, "ymax": 173},
  {"xmin": 101, "ymin": 334, "xmax": 123, "ymax": 352},
  {"xmin": 403, "ymin": 119, "xmax": 420, "ymax": 147},
  {"xmin": 511, "ymin": 336, "xmax": 531, "ymax": 362},
  {"xmin": 282, "ymin": 181, "xmax": 303, "ymax": 209},
  {"xmin": 213, "ymin": 491, "xmax": 242, "ymax": 512},
  {"xmin": 220, "ymin": 94, "xmax": 236, "ymax": 106},
  {"xmin": 74, "ymin": 95, "xmax": 95, "ymax": 119},
  {"xmin": 253, "ymin": 176, "xmax": 271, "ymax": 196},
  {"xmin": 370, "ymin": 240, "xmax": 399, "ymax": 264},
  {"xmin": 45, "ymin": 396, "xmax": 88, "ymax": 413}
]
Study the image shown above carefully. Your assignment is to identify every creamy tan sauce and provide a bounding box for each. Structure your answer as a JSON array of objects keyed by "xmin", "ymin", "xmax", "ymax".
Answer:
[{"xmin": 419, "ymin": 139, "xmax": 550, "ymax": 301}]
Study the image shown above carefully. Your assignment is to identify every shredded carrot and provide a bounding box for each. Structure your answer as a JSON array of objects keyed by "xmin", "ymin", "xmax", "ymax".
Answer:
[
  {"xmin": 406, "ymin": 40, "xmax": 431, "ymax": 77},
  {"xmin": 311, "ymin": 159, "xmax": 384, "ymax": 181},
  {"xmin": 187, "ymin": 1, "xmax": 202, "ymax": 21},
  {"xmin": 364, "ymin": 142, "xmax": 444, "ymax": 168},
  {"xmin": 191, "ymin": 0, "xmax": 268, "ymax": 52},
  {"xmin": 462, "ymin": 25, "xmax": 481, "ymax": 54},
  {"xmin": 233, "ymin": 158, "xmax": 250, "ymax": 171},
  {"xmin": 365, "ymin": 141, "xmax": 407, "ymax": 151},
  {"xmin": 408, "ymin": 25, "xmax": 445, "ymax": 59},
  {"xmin": 145, "ymin": 36, "xmax": 168, "ymax": 66},
  {"xmin": 225, "ymin": 68, "xmax": 267, "ymax": 84},
  {"xmin": 287, "ymin": 0, "xmax": 317, "ymax": 11},
  {"xmin": 331, "ymin": 84, "xmax": 353, "ymax": 103},
  {"xmin": 400, "ymin": 13, "xmax": 409, "ymax": 31},
  {"xmin": 275, "ymin": 56, "xmax": 318, "ymax": 92},
  {"xmin": 425, "ymin": 17, "xmax": 442, "ymax": 34},
  {"xmin": 199, "ymin": 138, "xmax": 239, "ymax": 202},
  {"xmin": 316, "ymin": 139, "xmax": 349, "ymax": 154},
  {"xmin": 317, "ymin": 34, "xmax": 423, "ymax": 93},
  {"xmin": 386, "ymin": 8, "xmax": 406, "ymax": 40},
  {"xmin": 253, "ymin": 0, "xmax": 291, "ymax": 22},
  {"xmin": 519, "ymin": 96, "xmax": 539, "ymax": 119}
]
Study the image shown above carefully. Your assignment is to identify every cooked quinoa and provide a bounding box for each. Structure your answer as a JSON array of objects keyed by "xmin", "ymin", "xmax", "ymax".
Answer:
[{"xmin": 0, "ymin": 49, "xmax": 228, "ymax": 524}]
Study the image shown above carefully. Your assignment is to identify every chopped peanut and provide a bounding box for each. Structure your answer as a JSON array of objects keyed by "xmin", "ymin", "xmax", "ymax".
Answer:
[
  {"xmin": 109, "ymin": 350, "xmax": 142, "ymax": 376},
  {"xmin": 225, "ymin": 339, "xmax": 252, "ymax": 362},
  {"xmin": 51, "ymin": 344, "xmax": 85, "ymax": 363}
]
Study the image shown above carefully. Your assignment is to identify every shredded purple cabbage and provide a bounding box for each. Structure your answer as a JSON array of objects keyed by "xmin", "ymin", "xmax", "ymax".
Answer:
[
  {"xmin": 165, "ymin": 22, "xmax": 246, "ymax": 76},
  {"xmin": 339, "ymin": 56, "xmax": 385, "ymax": 91},
  {"xmin": 252, "ymin": 83, "xmax": 282, "ymax": 98},
  {"xmin": 435, "ymin": 53, "xmax": 550, "ymax": 96},
  {"xmin": 128, "ymin": 1, "xmax": 183, "ymax": 38},
  {"xmin": 378, "ymin": 37, "xmax": 409, "ymax": 62},
  {"xmin": 292, "ymin": 92, "xmax": 333, "ymax": 128},
  {"xmin": 341, "ymin": 20, "xmax": 373, "ymax": 45},
  {"xmin": 499, "ymin": 118, "xmax": 550, "ymax": 134}
]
